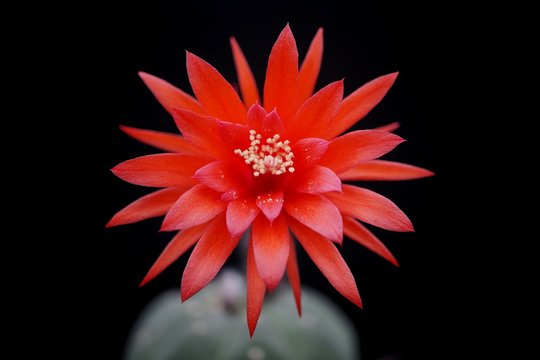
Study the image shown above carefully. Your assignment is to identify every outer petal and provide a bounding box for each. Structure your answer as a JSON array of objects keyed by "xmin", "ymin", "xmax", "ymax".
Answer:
[
  {"xmin": 107, "ymin": 187, "xmax": 187, "ymax": 227},
  {"xmin": 230, "ymin": 37, "xmax": 260, "ymax": 107},
  {"xmin": 263, "ymin": 24, "xmax": 299, "ymax": 121},
  {"xmin": 111, "ymin": 154, "xmax": 206, "ymax": 187},
  {"xmin": 287, "ymin": 80, "xmax": 343, "ymax": 140},
  {"xmin": 181, "ymin": 215, "xmax": 241, "ymax": 301},
  {"xmin": 138, "ymin": 72, "xmax": 204, "ymax": 115},
  {"xmin": 374, "ymin": 121, "xmax": 400, "ymax": 133},
  {"xmin": 226, "ymin": 198, "xmax": 260, "ymax": 236},
  {"xmin": 284, "ymin": 192, "xmax": 343, "ymax": 244},
  {"xmin": 296, "ymin": 28, "xmax": 323, "ymax": 104},
  {"xmin": 256, "ymin": 191, "xmax": 284, "ymax": 222},
  {"xmin": 161, "ymin": 185, "xmax": 226, "ymax": 231},
  {"xmin": 247, "ymin": 235, "xmax": 266, "ymax": 337},
  {"xmin": 139, "ymin": 223, "xmax": 208, "ymax": 286},
  {"xmin": 120, "ymin": 125, "xmax": 200, "ymax": 154},
  {"xmin": 186, "ymin": 52, "xmax": 247, "ymax": 123},
  {"xmin": 172, "ymin": 108, "xmax": 223, "ymax": 158},
  {"xmin": 325, "ymin": 185, "xmax": 414, "ymax": 232},
  {"xmin": 338, "ymin": 160, "xmax": 434, "ymax": 181},
  {"xmin": 290, "ymin": 165, "xmax": 342, "ymax": 194},
  {"xmin": 288, "ymin": 217, "xmax": 362, "ymax": 308},
  {"xmin": 343, "ymin": 216, "xmax": 398, "ymax": 266},
  {"xmin": 252, "ymin": 214, "xmax": 290, "ymax": 291},
  {"xmin": 327, "ymin": 72, "xmax": 399, "ymax": 138},
  {"xmin": 287, "ymin": 236, "xmax": 302, "ymax": 316},
  {"xmin": 319, "ymin": 130, "xmax": 404, "ymax": 174}
]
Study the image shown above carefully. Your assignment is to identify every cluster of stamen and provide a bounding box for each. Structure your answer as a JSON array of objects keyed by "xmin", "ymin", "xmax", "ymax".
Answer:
[{"xmin": 234, "ymin": 130, "xmax": 295, "ymax": 177}]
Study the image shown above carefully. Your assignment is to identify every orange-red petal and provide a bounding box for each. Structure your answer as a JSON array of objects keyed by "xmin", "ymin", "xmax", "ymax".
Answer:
[
  {"xmin": 343, "ymin": 216, "xmax": 398, "ymax": 266},
  {"xmin": 186, "ymin": 52, "xmax": 247, "ymax": 123},
  {"xmin": 252, "ymin": 214, "xmax": 289, "ymax": 291},
  {"xmin": 230, "ymin": 37, "xmax": 260, "ymax": 107},
  {"xmin": 374, "ymin": 121, "xmax": 400, "ymax": 133},
  {"xmin": 286, "ymin": 236, "xmax": 302, "ymax": 316},
  {"xmin": 181, "ymin": 215, "xmax": 241, "ymax": 301},
  {"xmin": 172, "ymin": 108, "xmax": 223, "ymax": 158},
  {"xmin": 139, "ymin": 223, "xmax": 208, "ymax": 286},
  {"xmin": 161, "ymin": 185, "xmax": 226, "ymax": 231},
  {"xmin": 138, "ymin": 72, "xmax": 204, "ymax": 115},
  {"xmin": 247, "ymin": 235, "xmax": 266, "ymax": 337},
  {"xmin": 111, "ymin": 154, "xmax": 206, "ymax": 187},
  {"xmin": 327, "ymin": 72, "xmax": 399, "ymax": 138},
  {"xmin": 287, "ymin": 80, "xmax": 343, "ymax": 140},
  {"xmin": 288, "ymin": 218, "xmax": 362, "ymax": 308},
  {"xmin": 226, "ymin": 198, "xmax": 259, "ymax": 236},
  {"xmin": 338, "ymin": 160, "xmax": 434, "ymax": 181},
  {"xmin": 247, "ymin": 104, "xmax": 285, "ymax": 136},
  {"xmin": 284, "ymin": 192, "xmax": 343, "ymax": 244},
  {"xmin": 120, "ymin": 125, "xmax": 201, "ymax": 154},
  {"xmin": 290, "ymin": 165, "xmax": 342, "ymax": 194},
  {"xmin": 319, "ymin": 130, "xmax": 404, "ymax": 174},
  {"xmin": 296, "ymin": 28, "xmax": 323, "ymax": 105},
  {"xmin": 291, "ymin": 138, "xmax": 329, "ymax": 170},
  {"xmin": 256, "ymin": 191, "xmax": 284, "ymax": 222},
  {"xmin": 263, "ymin": 24, "xmax": 299, "ymax": 122},
  {"xmin": 326, "ymin": 185, "xmax": 413, "ymax": 232},
  {"xmin": 107, "ymin": 187, "xmax": 186, "ymax": 227},
  {"xmin": 194, "ymin": 161, "xmax": 252, "ymax": 194}
]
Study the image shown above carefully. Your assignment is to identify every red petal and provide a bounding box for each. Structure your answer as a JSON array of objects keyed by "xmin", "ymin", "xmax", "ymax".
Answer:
[
  {"xmin": 181, "ymin": 215, "xmax": 241, "ymax": 301},
  {"xmin": 161, "ymin": 184, "xmax": 226, "ymax": 231},
  {"xmin": 338, "ymin": 160, "xmax": 434, "ymax": 181},
  {"xmin": 284, "ymin": 192, "xmax": 343, "ymax": 244},
  {"xmin": 111, "ymin": 154, "xmax": 206, "ymax": 187},
  {"xmin": 107, "ymin": 187, "xmax": 186, "ymax": 227},
  {"xmin": 288, "ymin": 217, "xmax": 362, "ymax": 308},
  {"xmin": 263, "ymin": 24, "xmax": 299, "ymax": 121},
  {"xmin": 287, "ymin": 236, "xmax": 302, "ymax": 316},
  {"xmin": 226, "ymin": 198, "xmax": 259, "ymax": 236},
  {"xmin": 328, "ymin": 72, "xmax": 399, "ymax": 138},
  {"xmin": 287, "ymin": 80, "xmax": 344, "ymax": 140},
  {"xmin": 247, "ymin": 235, "xmax": 266, "ymax": 337},
  {"xmin": 296, "ymin": 28, "xmax": 323, "ymax": 105},
  {"xmin": 374, "ymin": 121, "xmax": 400, "ymax": 132},
  {"xmin": 291, "ymin": 138, "xmax": 329, "ymax": 170},
  {"xmin": 256, "ymin": 191, "xmax": 284, "ymax": 222},
  {"xmin": 252, "ymin": 214, "xmax": 289, "ymax": 291},
  {"xmin": 343, "ymin": 216, "xmax": 398, "ymax": 266},
  {"xmin": 120, "ymin": 125, "xmax": 201, "ymax": 154},
  {"xmin": 186, "ymin": 52, "xmax": 247, "ymax": 123},
  {"xmin": 319, "ymin": 130, "xmax": 404, "ymax": 174},
  {"xmin": 138, "ymin": 72, "xmax": 204, "ymax": 115},
  {"xmin": 247, "ymin": 104, "xmax": 285, "ymax": 136},
  {"xmin": 194, "ymin": 161, "xmax": 252, "ymax": 193},
  {"xmin": 290, "ymin": 165, "xmax": 342, "ymax": 194},
  {"xmin": 230, "ymin": 37, "xmax": 260, "ymax": 107},
  {"xmin": 140, "ymin": 223, "xmax": 208, "ymax": 286},
  {"xmin": 172, "ymin": 108, "xmax": 223, "ymax": 158},
  {"xmin": 325, "ymin": 185, "xmax": 414, "ymax": 232}
]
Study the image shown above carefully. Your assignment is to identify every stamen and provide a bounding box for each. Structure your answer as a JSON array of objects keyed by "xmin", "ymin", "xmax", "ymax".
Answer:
[{"xmin": 234, "ymin": 130, "xmax": 295, "ymax": 176}]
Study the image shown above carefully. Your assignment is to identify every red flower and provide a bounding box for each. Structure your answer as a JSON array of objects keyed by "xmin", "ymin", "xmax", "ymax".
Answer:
[{"xmin": 108, "ymin": 24, "xmax": 433, "ymax": 335}]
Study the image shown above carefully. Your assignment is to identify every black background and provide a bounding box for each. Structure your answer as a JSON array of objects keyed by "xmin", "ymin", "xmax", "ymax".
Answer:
[{"xmin": 53, "ymin": 1, "xmax": 488, "ymax": 359}]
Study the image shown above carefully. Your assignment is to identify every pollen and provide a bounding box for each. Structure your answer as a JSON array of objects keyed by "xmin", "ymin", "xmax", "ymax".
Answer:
[{"xmin": 234, "ymin": 130, "xmax": 295, "ymax": 176}]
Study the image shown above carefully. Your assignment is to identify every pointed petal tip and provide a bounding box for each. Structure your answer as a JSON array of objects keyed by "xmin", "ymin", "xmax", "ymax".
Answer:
[{"xmin": 105, "ymin": 218, "xmax": 116, "ymax": 228}]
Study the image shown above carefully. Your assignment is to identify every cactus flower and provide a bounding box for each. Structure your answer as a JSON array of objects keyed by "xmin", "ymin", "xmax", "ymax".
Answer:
[{"xmin": 108, "ymin": 24, "xmax": 433, "ymax": 335}]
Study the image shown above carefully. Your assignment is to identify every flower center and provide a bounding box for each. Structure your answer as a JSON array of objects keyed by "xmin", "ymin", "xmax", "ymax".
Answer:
[{"xmin": 234, "ymin": 130, "xmax": 295, "ymax": 177}]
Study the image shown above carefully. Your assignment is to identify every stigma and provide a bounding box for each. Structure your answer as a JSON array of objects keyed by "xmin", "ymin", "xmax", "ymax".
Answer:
[{"xmin": 234, "ymin": 130, "xmax": 295, "ymax": 177}]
